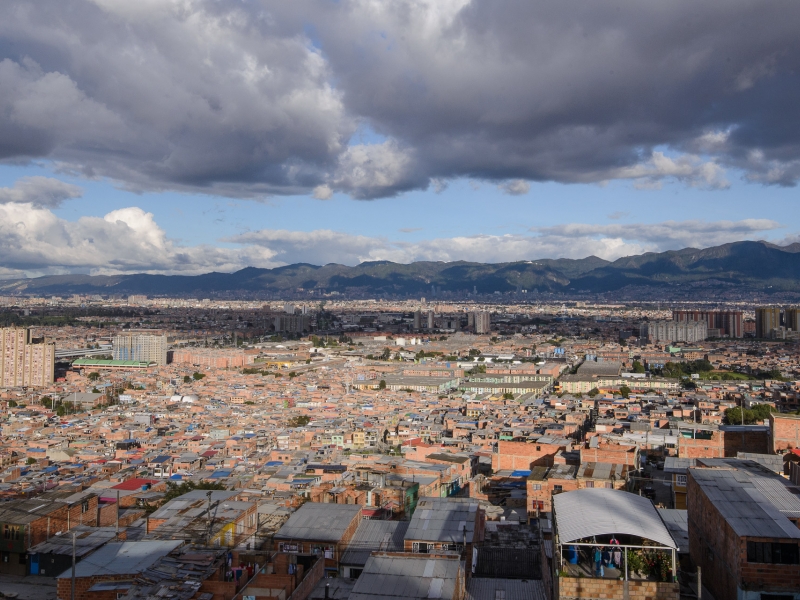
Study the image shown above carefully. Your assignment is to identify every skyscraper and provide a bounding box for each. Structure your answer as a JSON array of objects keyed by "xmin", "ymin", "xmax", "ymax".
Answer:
[
  {"xmin": 113, "ymin": 332, "xmax": 168, "ymax": 365},
  {"xmin": 0, "ymin": 327, "xmax": 55, "ymax": 388},
  {"xmin": 413, "ymin": 310, "xmax": 421, "ymax": 330},
  {"xmin": 785, "ymin": 306, "xmax": 800, "ymax": 333}
]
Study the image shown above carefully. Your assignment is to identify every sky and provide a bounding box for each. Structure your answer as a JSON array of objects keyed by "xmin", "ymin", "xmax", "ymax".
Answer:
[{"xmin": 0, "ymin": 0, "xmax": 798, "ymax": 279}]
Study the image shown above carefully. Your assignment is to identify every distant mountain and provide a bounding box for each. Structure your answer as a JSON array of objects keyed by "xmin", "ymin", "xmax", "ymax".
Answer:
[{"xmin": 1, "ymin": 241, "xmax": 799, "ymax": 298}]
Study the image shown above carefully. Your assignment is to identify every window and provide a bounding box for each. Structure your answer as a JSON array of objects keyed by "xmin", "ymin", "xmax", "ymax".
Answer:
[
  {"xmin": 531, "ymin": 484, "xmax": 541, "ymax": 491},
  {"xmin": 412, "ymin": 542, "xmax": 431, "ymax": 554},
  {"xmin": 81, "ymin": 501, "xmax": 90, "ymax": 513},
  {"xmin": 585, "ymin": 481, "xmax": 594, "ymax": 488},
  {"xmin": 747, "ymin": 542, "xmax": 800, "ymax": 565},
  {"xmin": 676, "ymin": 475, "xmax": 687, "ymax": 486},
  {"xmin": 553, "ymin": 485, "xmax": 563, "ymax": 493}
]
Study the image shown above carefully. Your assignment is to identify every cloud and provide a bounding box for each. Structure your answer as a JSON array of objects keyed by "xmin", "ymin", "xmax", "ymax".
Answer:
[
  {"xmin": 312, "ymin": 184, "xmax": 334, "ymax": 200},
  {"xmin": 0, "ymin": 176, "xmax": 82, "ymax": 207},
  {"xmin": 499, "ymin": 179, "xmax": 530, "ymax": 195},
  {"xmin": 0, "ymin": 0, "xmax": 797, "ymax": 198},
  {"xmin": 0, "ymin": 203, "xmax": 278, "ymax": 276},
  {"xmin": 228, "ymin": 218, "xmax": 784, "ymax": 266}
]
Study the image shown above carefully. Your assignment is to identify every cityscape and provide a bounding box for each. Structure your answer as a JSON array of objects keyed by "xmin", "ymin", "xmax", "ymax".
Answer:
[{"xmin": 1, "ymin": 2, "xmax": 800, "ymax": 600}]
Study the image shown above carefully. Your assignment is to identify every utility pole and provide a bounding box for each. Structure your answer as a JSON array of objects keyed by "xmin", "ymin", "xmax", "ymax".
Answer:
[{"xmin": 71, "ymin": 530, "xmax": 76, "ymax": 600}]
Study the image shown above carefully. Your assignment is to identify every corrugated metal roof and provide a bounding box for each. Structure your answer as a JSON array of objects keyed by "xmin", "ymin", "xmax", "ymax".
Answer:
[
  {"xmin": 340, "ymin": 520, "xmax": 409, "ymax": 567},
  {"xmin": 553, "ymin": 488, "xmax": 677, "ymax": 548},
  {"xmin": 466, "ymin": 578, "xmax": 548, "ymax": 600},
  {"xmin": 657, "ymin": 509, "xmax": 688, "ymax": 552},
  {"xmin": 349, "ymin": 554, "xmax": 461, "ymax": 600},
  {"xmin": 57, "ymin": 540, "xmax": 182, "ymax": 578},
  {"xmin": 274, "ymin": 502, "xmax": 361, "ymax": 543},
  {"xmin": 690, "ymin": 468, "xmax": 800, "ymax": 539},
  {"xmin": 406, "ymin": 497, "xmax": 478, "ymax": 544}
]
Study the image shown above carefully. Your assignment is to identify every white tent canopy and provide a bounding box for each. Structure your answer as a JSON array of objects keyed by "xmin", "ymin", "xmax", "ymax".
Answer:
[{"xmin": 553, "ymin": 488, "xmax": 677, "ymax": 549}]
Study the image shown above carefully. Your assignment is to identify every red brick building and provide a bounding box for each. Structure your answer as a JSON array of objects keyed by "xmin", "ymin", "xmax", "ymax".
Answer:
[{"xmin": 687, "ymin": 461, "xmax": 800, "ymax": 600}]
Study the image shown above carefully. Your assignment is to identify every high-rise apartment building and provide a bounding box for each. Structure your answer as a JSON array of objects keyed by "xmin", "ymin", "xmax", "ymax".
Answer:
[
  {"xmin": 413, "ymin": 310, "xmax": 421, "ymax": 330},
  {"xmin": 784, "ymin": 306, "xmax": 800, "ymax": 333},
  {"xmin": 0, "ymin": 327, "xmax": 55, "ymax": 388},
  {"xmin": 755, "ymin": 307, "xmax": 783, "ymax": 339},
  {"xmin": 672, "ymin": 310, "xmax": 744, "ymax": 338},
  {"xmin": 641, "ymin": 320, "xmax": 707, "ymax": 343},
  {"xmin": 474, "ymin": 311, "xmax": 491, "ymax": 334},
  {"xmin": 273, "ymin": 315, "xmax": 310, "ymax": 334},
  {"xmin": 427, "ymin": 312, "xmax": 434, "ymax": 330},
  {"xmin": 113, "ymin": 332, "xmax": 168, "ymax": 365}
]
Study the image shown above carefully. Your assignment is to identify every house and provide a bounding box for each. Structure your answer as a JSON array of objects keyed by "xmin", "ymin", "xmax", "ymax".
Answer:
[
  {"xmin": 272, "ymin": 502, "xmax": 362, "ymax": 576},
  {"xmin": 404, "ymin": 497, "xmax": 484, "ymax": 559},
  {"xmin": 339, "ymin": 519, "xmax": 409, "ymax": 578},
  {"xmin": 687, "ymin": 461, "xmax": 800, "ymax": 600}
]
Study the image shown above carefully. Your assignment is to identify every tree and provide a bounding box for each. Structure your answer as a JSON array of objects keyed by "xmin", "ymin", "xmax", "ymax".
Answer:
[
  {"xmin": 163, "ymin": 480, "xmax": 227, "ymax": 503},
  {"xmin": 380, "ymin": 347, "xmax": 392, "ymax": 361},
  {"xmin": 587, "ymin": 388, "xmax": 600, "ymax": 397},
  {"xmin": 378, "ymin": 380, "xmax": 386, "ymax": 390},
  {"xmin": 88, "ymin": 372, "xmax": 101, "ymax": 381},
  {"xmin": 288, "ymin": 371, "xmax": 297, "ymax": 378},
  {"xmin": 725, "ymin": 403, "xmax": 776, "ymax": 425},
  {"xmin": 26, "ymin": 457, "xmax": 36, "ymax": 465},
  {"xmin": 192, "ymin": 372, "xmax": 205, "ymax": 380},
  {"xmin": 183, "ymin": 375, "xmax": 191, "ymax": 383},
  {"xmin": 40, "ymin": 396, "xmax": 53, "ymax": 409},
  {"xmin": 502, "ymin": 392, "xmax": 515, "ymax": 400},
  {"xmin": 7, "ymin": 400, "xmax": 17, "ymax": 407},
  {"xmin": 632, "ymin": 360, "xmax": 645, "ymax": 374},
  {"xmin": 619, "ymin": 386, "xmax": 631, "ymax": 399},
  {"xmin": 468, "ymin": 349, "xmax": 481, "ymax": 356},
  {"xmin": 288, "ymin": 415, "xmax": 311, "ymax": 427}
]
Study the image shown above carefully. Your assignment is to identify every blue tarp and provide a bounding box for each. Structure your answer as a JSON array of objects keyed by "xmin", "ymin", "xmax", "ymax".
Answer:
[{"xmin": 511, "ymin": 470, "xmax": 532, "ymax": 477}]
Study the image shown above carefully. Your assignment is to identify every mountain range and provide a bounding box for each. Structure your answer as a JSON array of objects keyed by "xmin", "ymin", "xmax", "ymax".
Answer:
[{"xmin": 2, "ymin": 241, "xmax": 800, "ymax": 298}]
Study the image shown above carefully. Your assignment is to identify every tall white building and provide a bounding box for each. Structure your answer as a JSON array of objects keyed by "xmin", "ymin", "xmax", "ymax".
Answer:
[
  {"xmin": 0, "ymin": 327, "xmax": 55, "ymax": 388},
  {"xmin": 113, "ymin": 332, "xmax": 168, "ymax": 365},
  {"xmin": 641, "ymin": 320, "xmax": 707, "ymax": 343}
]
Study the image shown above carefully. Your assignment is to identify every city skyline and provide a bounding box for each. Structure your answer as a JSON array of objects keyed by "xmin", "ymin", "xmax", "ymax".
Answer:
[{"xmin": 0, "ymin": 1, "xmax": 799, "ymax": 278}]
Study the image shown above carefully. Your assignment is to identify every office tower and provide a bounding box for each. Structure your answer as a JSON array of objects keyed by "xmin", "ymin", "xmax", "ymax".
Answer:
[
  {"xmin": 413, "ymin": 310, "xmax": 421, "ymax": 330},
  {"xmin": 0, "ymin": 327, "xmax": 55, "ymax": 388},
  {"xmin": 474, "ymin": 311, "xmax": 491, "ymax": 334},
  {"xmin": 755, "ymin": 307, "xmax": 782, "ymax": 339},
  {"xmin": 427, "ymin": 311, "xmax": 434, "ymax": 329},
  {"xmin": 113, "ymin": 332, "xmax": 168, "ymax": 365}
]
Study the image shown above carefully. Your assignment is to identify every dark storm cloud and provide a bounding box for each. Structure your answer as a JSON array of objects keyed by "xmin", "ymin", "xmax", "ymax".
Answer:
[{"xmin": 0, "ymin": 0, "xmax": 798, "ymax": 198}]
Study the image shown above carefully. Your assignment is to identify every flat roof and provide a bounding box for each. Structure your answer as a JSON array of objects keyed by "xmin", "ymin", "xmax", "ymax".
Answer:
[
  {"xmin": 349, "ymin": 554, "xmax": 461, "ymax": 600},
  {"xmin": 274, "ymin": 502, "xmax": 361, "ymax": 543},
  {"xmin": 73, "ymin": 359, "xmax": 153, "ymax": 367},
  {"xmin": 57, "ymin": 540, "xmax": 182, "ymax": 578}
]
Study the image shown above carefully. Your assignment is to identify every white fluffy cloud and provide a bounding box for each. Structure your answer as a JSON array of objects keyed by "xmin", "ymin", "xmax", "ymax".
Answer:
[{"xmin": 0, "ymin": 203, "xmax": 278, "ymax": 275}]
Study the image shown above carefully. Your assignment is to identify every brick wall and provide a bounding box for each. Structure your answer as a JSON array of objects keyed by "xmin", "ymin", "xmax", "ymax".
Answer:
[
  {"xmin": 678, "ymin": 429, "xmax": 768, "ymax": 458},
  {"xmin": 56, "ymin": 573, "xmax": 132, "ymax": 600},
  {"xmin": 770, "ymin": 413, "xmax": 800, "ymax": 453},
  {"xmin": 492, "ymin": 441, "xmax": 565, "ymax": 472},
  {"xmin": 558, "ymin": 576, "xmax": 678, "ymax": 600}
]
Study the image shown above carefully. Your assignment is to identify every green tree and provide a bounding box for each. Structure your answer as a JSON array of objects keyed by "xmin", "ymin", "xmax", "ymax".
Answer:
[
  {"xmin": 380, "ymin": 347, "xmax": 392, "ymax": 361},
  {"xmin": 632, "ymin": 360, "xmax": 645, "ymax": 374},
  {"xmin": 26, "ymin": 457, "xmax": 37, "ymax": 465},
  {"xmin": 288, "ymin": 415, "xmax": 311, "ymax": 427},
  {"xmin": 619, "ymin": 385, "xmax": 631, "ymax": 399},
  {"xmin": 162, "ymin": 480, "xmax": 227, "ymax": 503},
  {"xmin": 502, "ymin": 392, "xmax": 515, "ymax": 400},
  {"xmin": 7, "ymin": 400, "xmax": 17, "ymax": 408},
  {"xmin": 192, "ymin": 372, "xmax": 205, "ymax": 380},
  {"xmin": 183, "ymin": 375, "xmax": 191, "ymax": 383},
  {"xmin": 587, "ymin": 388, "xmax": 600, "ymax": 397},
  {"xmin": 378, "ymin": 380, "xmax": 386, "ymax": 390},
  {"xmin": 88, "ymin": 372, "xmax": 101, "ymax": 381},
  {"xmin": 40, "ymin": 396, "xmax": 53, "ymax": 409}
]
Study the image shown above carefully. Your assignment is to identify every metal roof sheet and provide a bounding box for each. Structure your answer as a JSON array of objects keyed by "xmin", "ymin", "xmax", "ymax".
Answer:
[
  {"xmin": 553, "ymin": 488, "xmax": 677, "ymax": 548},
  {"xmin": 349, "ymin": 554, "xmax": 460, "ymax": 600},
  {"xmin": 466, "ymin": 578, "xmax": 548, "ymax": 600},
  {"xmin": 340, "ymin": 520, "xmax": 409, "ymax": 567},
  {"xmin": 274, "ymin": 502, "xmax": 361, "ymax": 543},
  {"xmin": 406, "ymin": 497, "xmax": 478, "ymax": 544},
  {"xmin": 57, "ymin": 540, "xmax": 182, "ymax": 578}
]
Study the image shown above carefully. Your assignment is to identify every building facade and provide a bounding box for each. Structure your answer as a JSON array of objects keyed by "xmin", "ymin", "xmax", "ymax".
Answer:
[
  {"xmin": 474, "ymin": 311, "xmax": 491, "ymax": 334},
  {"xmin": 112, "ymin": 332, "xmax": 168, "ymax": 365},
  {"xmin": 641, "ymin": 320, "xmax": 707, "ymax": 343},
  {"xmin": 0, "ymin": 327, "xmax": 55, "ymax": 388}
]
